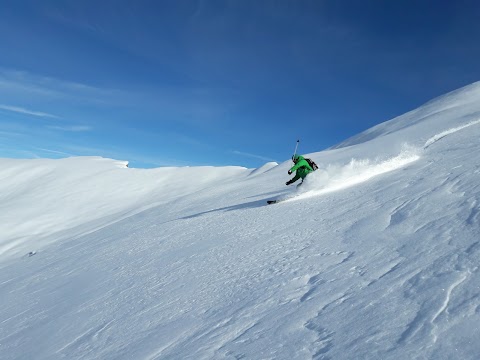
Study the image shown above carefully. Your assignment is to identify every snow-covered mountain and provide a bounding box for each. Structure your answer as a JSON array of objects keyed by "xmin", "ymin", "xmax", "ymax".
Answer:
[{"xmin": 1, "ymin": 82, "xmax": 480, "ymax": 359}]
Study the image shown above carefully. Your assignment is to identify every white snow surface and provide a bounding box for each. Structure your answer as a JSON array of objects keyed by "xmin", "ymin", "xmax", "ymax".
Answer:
[{"xmin": 2, "ymin": 82, "xmax": 480, "ymax": 359}]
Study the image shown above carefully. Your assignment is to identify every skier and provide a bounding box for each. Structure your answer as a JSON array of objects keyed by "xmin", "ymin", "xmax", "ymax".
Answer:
[{"xmin": 286, "ymin": 154, "xmax": 313, "ymax": 186}]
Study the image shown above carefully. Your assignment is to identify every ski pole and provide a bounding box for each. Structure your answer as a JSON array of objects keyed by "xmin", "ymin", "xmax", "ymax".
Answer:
[{"xmin": 293, "ymin": 139, "xmax": 300, "ymax": 159}]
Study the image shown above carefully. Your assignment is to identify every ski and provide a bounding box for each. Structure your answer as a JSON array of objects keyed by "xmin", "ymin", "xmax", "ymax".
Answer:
[{"xmin": 267, "ymin": 200, "xmax": 279, "ymax": 205}]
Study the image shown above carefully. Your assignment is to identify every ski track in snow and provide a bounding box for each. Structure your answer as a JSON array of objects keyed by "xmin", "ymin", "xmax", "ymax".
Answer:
[{"xmin": 423, "ymin": 118, "xmax": 480, "ymax": 149}]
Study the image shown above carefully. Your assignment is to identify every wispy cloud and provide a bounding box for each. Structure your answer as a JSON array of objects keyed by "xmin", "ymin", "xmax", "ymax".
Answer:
[
  {"xmin": 0, "ymin": 130, "xmax": 24, "ymax": 138},
  {"xmin": 0, "ymin": 68, "xmax": 121, "ymax": 104},
  {"xmin": 232, "ymin": 150, "xmax": 276, "ymax": 162},
  {"xmin": 0, "ymin": 104, "xmax": 59, "ymax": 118},
  {"xmin": 47, "ymin": 125, "xmax": 92, "ymax": 132},
  {"xmin": 33, "ymin": 147, "xmax": 76, "ymax": 157}
]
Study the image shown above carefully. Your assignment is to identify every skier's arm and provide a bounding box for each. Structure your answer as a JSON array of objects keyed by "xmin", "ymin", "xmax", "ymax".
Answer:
[
  {"xmin": 286, "ymin": 173, "xmax": 301, "ymax": 185},
  {"xmin": 290, "ymin": 162, "xmax": 302, "ymax": 173},
  {"xmin": 290, "ymin": 159, "xmax": 309, "ymax": 173}
]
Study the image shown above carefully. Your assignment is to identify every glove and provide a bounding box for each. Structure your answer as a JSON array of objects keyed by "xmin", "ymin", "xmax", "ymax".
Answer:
[
  {"xmin": 288, "ymin": 170, "xmax": 292, "ymax": 175},
  {"xmin": 286, "ymin": 180, "xmax": 292, "ymax": 186}
]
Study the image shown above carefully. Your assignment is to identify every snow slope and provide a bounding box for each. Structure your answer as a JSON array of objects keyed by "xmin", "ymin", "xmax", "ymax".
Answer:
[
  {"xmin": 0, "ymin": 157, "xmax": 249, "ymax": 258},
  {"xmin": 1, "ymin": 82, "xmax": 480, "ymax": 359}
]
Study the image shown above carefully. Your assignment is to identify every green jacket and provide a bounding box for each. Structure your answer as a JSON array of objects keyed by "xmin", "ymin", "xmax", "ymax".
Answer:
[{"xmin": 288, "ymin": 155, "xmax": 313, "ymax": 184}]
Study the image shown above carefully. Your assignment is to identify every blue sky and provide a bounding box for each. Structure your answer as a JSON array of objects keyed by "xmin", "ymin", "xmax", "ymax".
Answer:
[{"xmin": 1, "ymin": 0, "xmax": 479, "ymax": 168}]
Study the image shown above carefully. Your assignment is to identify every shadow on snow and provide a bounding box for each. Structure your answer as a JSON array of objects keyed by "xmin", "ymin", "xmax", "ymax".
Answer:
[{"xmin": 181, "ymin": 198, "xmax": 273, "ymax": 219}]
